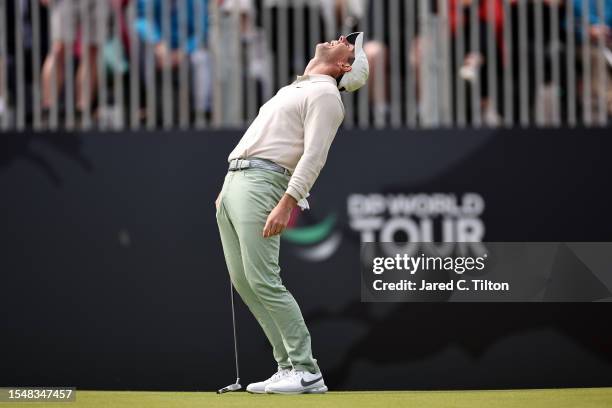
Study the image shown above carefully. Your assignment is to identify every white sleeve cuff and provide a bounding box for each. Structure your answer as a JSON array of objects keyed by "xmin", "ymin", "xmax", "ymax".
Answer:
[
  {"xmin": 297, "ymin": 196, "xmax": 310, "ymax": 211},
  {"xmin": 285, "ymin": 185, "xmax": 304, "ymax": 202}
]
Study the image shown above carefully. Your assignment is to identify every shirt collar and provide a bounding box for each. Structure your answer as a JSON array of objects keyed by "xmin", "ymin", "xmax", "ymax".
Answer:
[{"xmin": 294, "ymin": 74, "xmax": 337, "ymax": 85}]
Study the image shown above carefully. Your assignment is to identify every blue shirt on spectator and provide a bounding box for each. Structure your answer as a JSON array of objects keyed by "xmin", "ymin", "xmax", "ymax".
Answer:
[
  {"xmin": 136, "ymin": 0, "xmax": 208, "ymax": 54},
  {"xmin": 573, "ymin": 0, "xmax": 612, "ymax": 38}
]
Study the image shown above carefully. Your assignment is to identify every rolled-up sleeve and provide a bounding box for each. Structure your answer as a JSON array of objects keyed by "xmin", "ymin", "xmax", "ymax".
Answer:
[{"xmin": 285, "ymin": 92, "xmax": 344, "ymax": 202}]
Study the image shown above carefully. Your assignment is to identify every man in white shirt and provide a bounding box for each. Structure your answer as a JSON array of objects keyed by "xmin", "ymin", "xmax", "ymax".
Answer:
[{"xmin": 215, "ymin": 32, "xmax": 368, "ymax": 395}]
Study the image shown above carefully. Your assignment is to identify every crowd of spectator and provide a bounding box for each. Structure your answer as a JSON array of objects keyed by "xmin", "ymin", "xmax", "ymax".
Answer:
[{"xmin": 0, "ymin": 0, "xmax": 610, "ymax": 129}]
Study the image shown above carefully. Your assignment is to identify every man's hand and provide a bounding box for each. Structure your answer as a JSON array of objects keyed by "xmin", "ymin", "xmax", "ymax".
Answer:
[
  {"xmin": 263, "ymin": 194, "xmax": 297, "ymax": 238},
  {"xmin": 215, "ymin": 192, "xmax": 221, "ymax": 211}
]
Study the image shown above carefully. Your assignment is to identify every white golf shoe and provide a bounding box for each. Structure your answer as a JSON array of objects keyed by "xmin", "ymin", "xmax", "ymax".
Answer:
[
  {"xmin": 264, "ymin": 369, "xmax": 328, "ymax": 394},
  {"xmin": 246, "ymin": 368, "xmax": 292, "ymax": 394}
]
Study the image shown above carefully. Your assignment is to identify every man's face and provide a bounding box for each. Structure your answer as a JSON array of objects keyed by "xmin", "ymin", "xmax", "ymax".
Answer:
[{"xmin": 315, "ymin": 35, "xmax": 355, "ymax": 67}]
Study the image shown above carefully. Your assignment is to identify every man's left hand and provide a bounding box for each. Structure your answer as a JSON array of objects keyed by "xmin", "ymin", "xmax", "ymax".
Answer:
[{"xmin": 263, "ymin": 194, "xmax": 297, "ymax": 238}]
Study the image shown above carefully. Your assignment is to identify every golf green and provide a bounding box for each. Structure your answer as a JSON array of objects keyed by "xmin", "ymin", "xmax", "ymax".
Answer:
[{"xmin": 2, "ymin": 388, "xmax": 611, "ymax": 408}]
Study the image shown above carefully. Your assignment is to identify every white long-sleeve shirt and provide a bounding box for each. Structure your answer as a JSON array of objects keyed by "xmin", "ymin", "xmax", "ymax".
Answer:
[{"xmin": 228, "ymin": 74, "xmax": 345, "ymax": 203}]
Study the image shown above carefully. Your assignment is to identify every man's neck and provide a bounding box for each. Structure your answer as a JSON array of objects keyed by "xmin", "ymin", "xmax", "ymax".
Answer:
[{"xmin": 303, "ymin": 59, "xmax": 338, "ymax": 78}]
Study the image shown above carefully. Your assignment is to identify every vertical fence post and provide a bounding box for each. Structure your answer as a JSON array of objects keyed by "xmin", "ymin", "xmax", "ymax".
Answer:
[
  {"xmin": 549, "ymin": 0, "xmax": 561, "ymax": 126},
  {"xmin": 14, "ymin": 0, "xmax": 25, "ymax": 130},
  {"xmin": 438, "ymin": 0, "xmax": 453, "ymax": 127},
  {"xmin": 502, "ymin": 0, "xmax": 514, "ymax": 127},
  {"xmin": 178, "ymin": 0, "xmax": 190, "ymax": 129},
  {"xmin": 98, "ymin": 1, "xmax": 109, "ymax": 129},
  {"xmin": 114, "ymin": 2, "xmax": 125, "ymax": 129},
  {"xmin": 79, "ymin": 0, "xmax": 91, "ymax": 129},
  {"xmin": 307, "ymin": 0, "xmax": 320, "ymax": 61},
  {"xmin": 581, "ymin": 0, "xmax": 592, "ymax": 126},
  {"xmin": 291, "ymin": 0, "xmax": 314, "ymax": 75},
  {"xmin": 357, "ymin": 1, "xmax": 369, "ymax": 129},
  {"xmin": 48, "ymin": 0, "xmax": 58, "ymax": 129},
  {"xmin": 518, "ymin": 0, "xmax": 529, "ymax": 126},
  {"xmin": 565, "ymin": 0, "xmax": 577, "ymax": 126},
  {"xmin": 263, "ymin": 0, "xmax": 274, "ymax": 99},
  {"xmin": 161, "ymin": 0, "xmax": 172, "ymax": 128},
  {"xmin": 406, "ymin": 0, "xmax": 417, "ymax": 127},
  {"xmin": 418, "ymin": 0, "xmax": 431, "ymax": 126},
  {"xmin": 129, "ymin": 1, "xmax": 141, "ymax": 129},
  {"xmin": 372, "ymin": 0, "xmax": 385, "ymax": 128},
  {"xmin": 389, "ymin": 0, "xmax": 401, "ymax": 128},
  {"xmin": 64, "ymin": 0, "xmax": 75, "ymax": 129},
  {"xmin": 455, "ymin": 0, "xmax": 466, "ymax": 127},
  {"xmin": 277, "ymin": 1, "xmax": 289, "ymax": 89},
  {"xmin": 31, "ymin": 0, "xmax": 42, "ymax": 129},
  {"xmin": 144, "ymin": 0, "xmax": 156, "ymax": 129},
  {"xmin": 595, "ymin": 0, "xmax": 607, "ymax": 125},
  {"xmin": 0, "ymin": 0, "xmax": 7, "ymax": 130},
  {"xmin": 233, "ymin": 1, "xmax": 244, "ymax": 126},
  {"xmin": 469, "ymin": 0, "xmax": 481, "ymax": 127},
  {"xmin": 486, "ymin": 0, "xmax": 499, "ymax": 127},
  {"xmin": 194, "ymin": 0, "xmax": 208, "ymax": 128},
  {"xmin": 244, "ymin": 2, "xmax": 258, "ymax": 124},
  {"xmin": 293, "ymin": 0, "xmax": 305, "ymax": 81},
  {"xmin": 533, "ymin": 0, "xmax": 545, "ymax": 125},
  {"xmin": 211, "ymin": 0, "xmax": 222, "ymax": 127}
]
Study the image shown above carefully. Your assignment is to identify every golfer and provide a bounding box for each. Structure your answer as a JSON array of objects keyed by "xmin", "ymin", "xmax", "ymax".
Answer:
[{"xmin": 215, "ymin": 32, "xmax": 369, "ymax": 395}]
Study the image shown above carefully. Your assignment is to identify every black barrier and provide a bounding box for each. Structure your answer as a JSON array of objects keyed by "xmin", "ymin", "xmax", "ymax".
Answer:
[{"xmin": 1, "ymin": 128, "xmax": 612, "ymax": 391}]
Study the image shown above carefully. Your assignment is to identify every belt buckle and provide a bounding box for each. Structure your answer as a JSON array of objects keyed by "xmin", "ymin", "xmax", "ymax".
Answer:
[{"xmin": 231, "ymin": 158, "xmax": 248, "ymax": 171}]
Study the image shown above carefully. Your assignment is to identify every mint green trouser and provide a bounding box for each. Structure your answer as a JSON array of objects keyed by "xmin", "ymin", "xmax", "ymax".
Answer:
[{"xmin": 215, "ymin": 167, "xmax": 319, "ymax": 374}]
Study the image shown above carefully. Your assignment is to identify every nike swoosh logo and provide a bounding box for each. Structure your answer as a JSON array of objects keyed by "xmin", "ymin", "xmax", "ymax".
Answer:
[{"xmin": 301, "ymin": 376, "xmax": 323, "ymax": 387}]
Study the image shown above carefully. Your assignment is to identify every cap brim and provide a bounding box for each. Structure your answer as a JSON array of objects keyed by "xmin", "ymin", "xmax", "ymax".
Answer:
[{"xmin": 346, "ymin": 32, "xmax": 361, "ymax": 45}]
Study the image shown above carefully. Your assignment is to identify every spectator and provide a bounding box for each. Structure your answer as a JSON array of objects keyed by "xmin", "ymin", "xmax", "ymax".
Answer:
[
  {"xmin": 40, "ymin": 0, "xmax": 105, "ymax": 120},
  {"xmin": 503, "ymin": 0, "xmax": 566, "ymax": 125},
  {"xmin": 214, "ymin": 0, "xmax": 263, "ymax": 125},
  {"xmin": 135, "ymin": 0, "xmax": 209, "ymax": 123},
  {"xmin": 573, "ymin": 0, "xmax": 612, "ymax": 121},
  {"xmin": 450, "ymin": 0, "xmax": 504, "ymax": 126}
]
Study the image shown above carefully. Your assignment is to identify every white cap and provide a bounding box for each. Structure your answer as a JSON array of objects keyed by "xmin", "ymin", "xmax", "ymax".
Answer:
[{"xmin": 338, "ymin": 32, "xmax": 369, "ymax": 93}]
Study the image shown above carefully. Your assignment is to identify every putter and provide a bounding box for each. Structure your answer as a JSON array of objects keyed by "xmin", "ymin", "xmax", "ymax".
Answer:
[{"xmin": 217, "ymin": 281, "xmax": 242, "ymax": 394}]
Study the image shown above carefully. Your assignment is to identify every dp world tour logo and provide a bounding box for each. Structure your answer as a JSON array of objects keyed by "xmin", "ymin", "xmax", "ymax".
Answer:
[
  {"xmin": 348, "ymin": 192, "xmax": 486, "ymax": 247},
  {"xmin": 282, "ymin": 212, "xmax": 342, "ymax": 262}
]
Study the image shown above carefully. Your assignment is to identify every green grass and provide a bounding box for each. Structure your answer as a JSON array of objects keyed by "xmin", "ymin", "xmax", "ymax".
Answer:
[{"xmin": 3, "ymin": 388, "xmax": 611, "ymax": 408}]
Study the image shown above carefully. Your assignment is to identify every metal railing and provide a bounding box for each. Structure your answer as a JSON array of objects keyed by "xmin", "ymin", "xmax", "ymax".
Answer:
[{"xmin": 0, "ymin": 0, "xmax": 610, "ymax": 131}]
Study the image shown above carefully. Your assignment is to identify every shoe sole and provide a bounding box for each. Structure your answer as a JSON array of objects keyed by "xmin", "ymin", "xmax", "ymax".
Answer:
[
  {"xmin": 266, "ymin": 385, "xmax": 328, "ymax": 395},
  {"xmin": 246, "ymin": 389, "xmax": 267, "ymax": 394}
]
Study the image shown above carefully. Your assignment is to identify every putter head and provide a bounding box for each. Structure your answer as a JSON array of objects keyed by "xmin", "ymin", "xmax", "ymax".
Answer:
[{"xmin": 217, "ymin": 382, "xmax": 242, "ymax": 394}]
